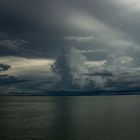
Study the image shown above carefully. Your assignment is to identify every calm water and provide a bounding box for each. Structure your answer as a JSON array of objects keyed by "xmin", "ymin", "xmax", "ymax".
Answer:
[{"xmin": 0, "ymin": 95, "xmax": 140, "ymax": 140}]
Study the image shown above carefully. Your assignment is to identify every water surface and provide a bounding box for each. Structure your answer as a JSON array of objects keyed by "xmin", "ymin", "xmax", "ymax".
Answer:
[{"xmin": 0, "ymin": 95, "xmax": 140, "ymax": 140}]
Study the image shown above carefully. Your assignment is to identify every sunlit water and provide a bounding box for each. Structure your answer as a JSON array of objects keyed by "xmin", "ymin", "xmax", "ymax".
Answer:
[{"xmin": 0, "ymin": 95, "xmax": 140, "ymax": 140}]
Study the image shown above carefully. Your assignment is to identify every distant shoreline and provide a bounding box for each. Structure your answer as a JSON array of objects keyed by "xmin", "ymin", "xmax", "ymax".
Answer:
[{"xmin": 1, "ymin": 90, "xmax": 140, "ymax": 96}]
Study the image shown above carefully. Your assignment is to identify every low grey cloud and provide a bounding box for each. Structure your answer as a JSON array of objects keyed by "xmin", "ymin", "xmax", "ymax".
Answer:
[
  {"xmin": 50, "ymin": 47, "xmax": 140, "ymax": 91},
  {"xmin": 65, "ymin": 36, "xmax": 96, "ymax": 42},
  {"xmin": 0, "ymin": 74, "xmax": 26, "ymax": 86},
  {"xmin": 0, "ymin": 62, "xmax": 28, "ymax": 92}
]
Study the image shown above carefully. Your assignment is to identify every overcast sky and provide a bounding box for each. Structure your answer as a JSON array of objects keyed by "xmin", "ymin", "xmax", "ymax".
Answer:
[{"xmin": 1, "ymin": 0, "xmax": 140, "ymax": 93}]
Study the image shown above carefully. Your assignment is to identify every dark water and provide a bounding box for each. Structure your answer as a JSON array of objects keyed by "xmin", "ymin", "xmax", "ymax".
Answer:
[{"xmin": 0, "ymin": 95, "xmax": 140, "ymax": 140}]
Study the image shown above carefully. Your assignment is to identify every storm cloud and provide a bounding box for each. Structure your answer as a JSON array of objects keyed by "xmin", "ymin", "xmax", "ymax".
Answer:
[{"xmin": 1, "ymin": 0, "xmax": 140, "ymax": 92}]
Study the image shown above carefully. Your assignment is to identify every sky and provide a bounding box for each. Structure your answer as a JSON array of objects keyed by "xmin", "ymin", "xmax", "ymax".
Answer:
[{"xmin": 1, "ymin": 0, "xmax": 140, "ymax": 93}]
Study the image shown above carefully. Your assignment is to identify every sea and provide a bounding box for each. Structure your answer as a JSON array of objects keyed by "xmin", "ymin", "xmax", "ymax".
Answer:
[{"xmin": 0, "ymin": 95, "xmax": 140, "ymax": 140}]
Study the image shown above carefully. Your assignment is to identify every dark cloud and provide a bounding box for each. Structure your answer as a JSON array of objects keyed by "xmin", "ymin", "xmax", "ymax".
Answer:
[
  {"xmin": 0, "ymin": 63, "xmax": 11, "ymax": 71},
  {"xmin": 83, "ymin": 71, "xmax": 113, "ymax": 77},
  {"xmin": 1, "ymin": 0, "xmax": 140, "ymax": 92},
  {"xmin": 0, "ymin": 74, "xmax": 26, "ymax": 85},
  {"xmin": 0, "ymin": 62, "xmax": 28, "ymax": 90}
]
